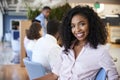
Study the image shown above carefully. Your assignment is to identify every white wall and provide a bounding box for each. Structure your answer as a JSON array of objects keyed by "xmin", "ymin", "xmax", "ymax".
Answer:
[
  {"xmin": 0, "ymin": 11, "xmax": 3, "ymax": 41},
  {"xmin": 69, "ymin": 3, "xmax": 120, "ymax": 16},
  {"xmin": 68, "ymin": 0, "xmax": 120, "ymax": 4},
  {"xmin": 103, "ymin": 4, "xmax": 120, "ymax": 15}
]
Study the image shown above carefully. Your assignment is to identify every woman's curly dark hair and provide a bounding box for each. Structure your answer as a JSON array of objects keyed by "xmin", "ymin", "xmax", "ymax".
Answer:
[
  {"xmin": 27, "ymin": 22, "xmax": 42, "ymax": 40},
  {"xmin": 61, "ymin": 5, "xmax": 108, "ymax": 52}
]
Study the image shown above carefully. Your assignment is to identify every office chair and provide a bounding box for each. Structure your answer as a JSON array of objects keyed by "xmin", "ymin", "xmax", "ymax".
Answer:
[
  {"xmin": 95, "ymin": 68, "xmax": 106, "ymax": 80},
  {"xmin": 23, "ymin": 57, "xmax": 46, "ymax": 80}
]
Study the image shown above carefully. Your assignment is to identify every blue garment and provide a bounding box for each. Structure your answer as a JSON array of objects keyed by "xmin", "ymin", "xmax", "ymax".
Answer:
[{"xmin": 35, "ymin": 13, "xmax": 47, "ymax": 36}]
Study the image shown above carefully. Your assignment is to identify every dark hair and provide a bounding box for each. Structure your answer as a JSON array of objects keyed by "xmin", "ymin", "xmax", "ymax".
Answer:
[
  {"xmin": 42, "ymin": 6, "xmax": 51, "ymax": 10},
  {"xmin": 61, "ymin": 5, "xmax": 108, "ymax": 52},
  {"xmin": 47, "ymin": 20, "xmax": 60, "ymax": 36},
  {"xmin": 32, "ymin": 19, "xmax": 41, "ymax": 23},
  {"xmin": 27, "ymin": 22, "xmax": 42, "ymax": 40}
]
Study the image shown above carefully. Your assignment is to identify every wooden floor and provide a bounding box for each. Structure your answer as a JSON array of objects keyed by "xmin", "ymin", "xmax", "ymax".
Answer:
[{"xmin": 0, "ymin": 64, "xmax": 29, "ymax": 80}]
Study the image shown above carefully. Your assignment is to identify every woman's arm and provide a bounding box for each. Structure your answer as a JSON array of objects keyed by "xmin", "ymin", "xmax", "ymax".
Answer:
[
  {"xmin": 99, "ymin": 49, "xmax": 119, "ymax": 80},
  {"xmin": 34, "ymin": 73, "xmax": 58, "ymax": 80}
]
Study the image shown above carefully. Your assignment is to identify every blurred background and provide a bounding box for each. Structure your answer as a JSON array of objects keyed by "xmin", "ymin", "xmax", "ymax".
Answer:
[{"xmin": 0, "ymin": 0, "xmax": 120, "ymax": 80}]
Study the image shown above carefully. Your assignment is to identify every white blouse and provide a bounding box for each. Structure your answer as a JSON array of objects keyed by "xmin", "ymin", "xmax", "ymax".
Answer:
[
  {"xmin": 52, "ymin": 43, "xmax": 119, "ymax": 80},
  {"xmin": 24, "ymin": 37, "xmax": 37, "ymax": 52}
]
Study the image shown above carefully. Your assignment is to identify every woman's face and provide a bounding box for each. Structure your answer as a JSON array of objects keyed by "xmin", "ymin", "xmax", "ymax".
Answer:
[{"xmin": 71, "ymin": 14, "xmax": 89, "ymax": 42}]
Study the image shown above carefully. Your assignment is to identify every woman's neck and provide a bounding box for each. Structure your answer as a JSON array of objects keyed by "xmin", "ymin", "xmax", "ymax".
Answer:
[{"xmin": 76, "ymin": 40, "xmax": 87, "ymax": 47}]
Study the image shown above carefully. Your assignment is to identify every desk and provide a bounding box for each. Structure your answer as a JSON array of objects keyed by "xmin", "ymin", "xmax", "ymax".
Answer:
[{"xmin": 110, "ymin": 43, "xmax": 120, "ymax": 48}]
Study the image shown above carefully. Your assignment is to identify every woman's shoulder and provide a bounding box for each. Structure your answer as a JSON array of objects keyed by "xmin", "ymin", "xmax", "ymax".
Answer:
[
  {"xmin": 86, "ymin": 43, "xmax": 110, "ymax": 56},
  {"xmin": 97, "ymin": 44, "xmax": 110, "ymax": 51},
  {"xmin": 93, "ymin": 44, "xmax": 110, "ymax": 57}
]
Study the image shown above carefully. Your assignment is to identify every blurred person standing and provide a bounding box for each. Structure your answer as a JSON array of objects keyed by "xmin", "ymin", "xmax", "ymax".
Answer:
[{"xmin": 35, "ymin": 6, "xmax": 51, "ymax": 36}]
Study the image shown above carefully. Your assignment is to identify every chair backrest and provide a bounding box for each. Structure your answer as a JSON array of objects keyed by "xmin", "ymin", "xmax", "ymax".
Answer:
[
  {"xmin": 95, "ymin": 68, "xmax": 106, "ymax": 80},
  {"xmin": 23, "ymin": 58, "xmax": 46, "ymax": 80},
  {"xmin": 26, "ymin": 50, "xmax": 32, "ymax": 61}
]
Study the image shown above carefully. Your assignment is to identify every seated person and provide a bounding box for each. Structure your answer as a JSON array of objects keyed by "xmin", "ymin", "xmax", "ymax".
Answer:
[
  {"xmin": 32, "ymin": 20, "xmax": 61, "ymax": 73},
  {"xmin": 24, "ymin": 22, "xmax": 42, "ymax": 60},
  {"xmin": 35, "ymin": 5, "xmax": 119, "ymax": 80}
]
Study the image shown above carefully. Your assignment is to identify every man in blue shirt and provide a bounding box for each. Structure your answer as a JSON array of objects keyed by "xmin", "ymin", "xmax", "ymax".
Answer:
[{"xmin": 35, "ymin": 6, "xmax": 51, "ymax": 36}]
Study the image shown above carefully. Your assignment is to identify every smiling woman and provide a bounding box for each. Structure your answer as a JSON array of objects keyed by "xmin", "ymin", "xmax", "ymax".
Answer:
[{"xmin": 34, "ymin": 5, "xmax": 119, "ymax": 80}]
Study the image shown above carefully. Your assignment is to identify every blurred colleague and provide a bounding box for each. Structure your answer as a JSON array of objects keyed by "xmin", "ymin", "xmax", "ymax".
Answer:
[
  {"xmin": 24, "ymin": 22, "xmax": 42, "ymax": 60},
  {"xmin": 35, "ymin": 6, "xmax": 51, "ymax": 36},
  {"xmin": 32, "ymin": 20, "xmax": 61, "ymax": 73}
]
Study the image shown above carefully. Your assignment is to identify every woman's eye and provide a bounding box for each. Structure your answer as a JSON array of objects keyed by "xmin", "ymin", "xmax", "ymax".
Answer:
[
  {"xmin": 79, "ymin": 23, "xmax": 85, "ymax": 27},
  {"xmin": 71, "ymin": 25, "xmax": 75, "ymax": 28}
]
